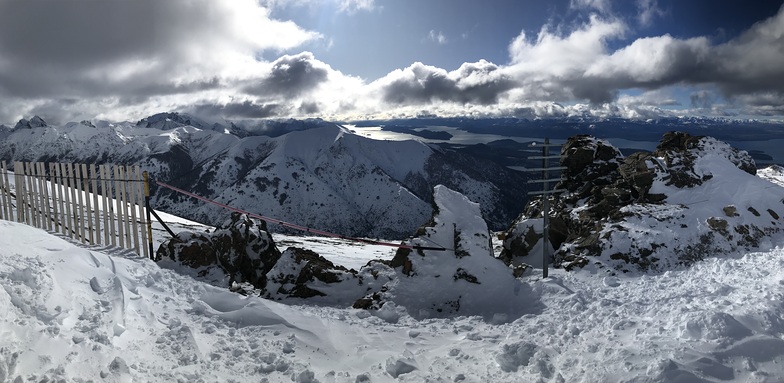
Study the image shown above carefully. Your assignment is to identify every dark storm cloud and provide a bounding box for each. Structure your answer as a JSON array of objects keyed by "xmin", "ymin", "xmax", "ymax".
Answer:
[
  {"xmin": 380, "ymin": 61, "xmax": 515, "ymax": 106},
  {"xmin": 189, "ymin": 101, "xmax": 285, "ymax": 119},
  {"xmin": 298, "ymin": 102, "xmax": 321, "ymax": 114},
  {"xmin": 245, "ymin": 53, "xmax": 330, "ymax": 98},
  {"xmin": 0, "ymin": 0, "xmax": 317, "ymax": 106},
  {"xmin": 690, "ymin": 90, "xmax": 715, "ymax": 109}
]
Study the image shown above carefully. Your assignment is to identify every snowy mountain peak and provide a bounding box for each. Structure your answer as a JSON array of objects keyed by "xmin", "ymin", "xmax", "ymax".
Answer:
[
  {"xmin": 136, "ymin": 112, "xmax": 213, "ymax": 131},
  {"xmin": 13, "ymin": 115, "xmax": 47, "ymax": 130}
]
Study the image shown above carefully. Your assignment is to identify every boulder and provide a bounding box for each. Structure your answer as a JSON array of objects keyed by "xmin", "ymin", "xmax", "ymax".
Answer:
[
  {"xmin": 263, "ymin": 247, "xmax": 360, "ymax": 301},
  {"xmin": 157, "ymin": 212, "xmax": 281, "ymax": 287}
]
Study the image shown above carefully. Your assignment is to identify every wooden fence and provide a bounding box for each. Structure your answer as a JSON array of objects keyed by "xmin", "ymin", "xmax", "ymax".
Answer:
[{"xmin": 0, "ymin": 161, "xmax": 151, "ymax": 258}]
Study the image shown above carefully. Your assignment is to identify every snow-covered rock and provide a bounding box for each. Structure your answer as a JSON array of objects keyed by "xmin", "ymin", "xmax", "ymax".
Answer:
[
  {"xmin": 354, "ymin": 185, "xmax": 538, "ymax": 322},
  {"xmin": 502, "ymin": 131, "xmax": 784, "ymax": 273}
]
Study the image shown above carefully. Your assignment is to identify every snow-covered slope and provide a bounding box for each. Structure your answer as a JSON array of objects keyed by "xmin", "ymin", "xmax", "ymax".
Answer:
[
  {"xmin": 0, "ymin": 115, "xmax": 527, "ymax": 237},
  {"xmin": 3, "ymin": 215, "xmax": 784, "ymax": 382}
]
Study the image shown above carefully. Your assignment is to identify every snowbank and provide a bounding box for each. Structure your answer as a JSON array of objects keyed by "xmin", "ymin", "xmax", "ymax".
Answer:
[{"xmin": 3, "ymin": 219, "xmax": 784, "ymax": 382}]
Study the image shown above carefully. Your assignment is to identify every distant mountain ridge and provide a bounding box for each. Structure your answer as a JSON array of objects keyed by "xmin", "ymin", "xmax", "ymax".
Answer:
[{"xmin": 0, "ymin": 114, "xmax": 528, "ymax": 238}]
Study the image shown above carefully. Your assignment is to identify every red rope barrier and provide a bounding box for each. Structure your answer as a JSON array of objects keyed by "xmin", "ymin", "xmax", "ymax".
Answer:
[{"xmin": 154, "ymin": 180, "xmax": 446, "ymax": 251}]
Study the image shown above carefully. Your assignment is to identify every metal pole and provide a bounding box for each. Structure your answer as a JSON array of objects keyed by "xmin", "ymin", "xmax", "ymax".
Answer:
[
  {"xmin": 143, "ymin": 171, "xmax": 155, "ymax": 260},
  {"xmin": 542, "ymin": 138, "xmax": 549, "ymax": 278}
]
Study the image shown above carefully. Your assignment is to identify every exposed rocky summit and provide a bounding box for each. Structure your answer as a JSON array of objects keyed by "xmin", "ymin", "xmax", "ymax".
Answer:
[
  {"xmin": 14, "ymin": 116, "xmax": 47, "ymax": 130},
  {"xmin": 501, "ymin": 132, "xmax": 783, "ymax": 273}
]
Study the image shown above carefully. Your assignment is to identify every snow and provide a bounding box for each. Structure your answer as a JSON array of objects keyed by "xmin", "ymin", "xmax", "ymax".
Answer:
[{"xmin": 3, "ymin": 171, "xmax": 784, "ymax": 381}]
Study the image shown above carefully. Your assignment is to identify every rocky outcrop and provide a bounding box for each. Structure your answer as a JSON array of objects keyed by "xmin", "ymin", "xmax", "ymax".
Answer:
[
  {"xmin": 157, "ymin": 212, "xmax": 281, "ymax": 287},
  {"xmin": 158, "ymin": 213, "xmax": 369, "ymax": 303},
  {"xmin": 500, "ymin": 132, "xmax": 781, "ymax": 273},
  {"xmin": 353, "ymin": 185, "xmax": 536, "ymax": 322},
  {"xmin": 263, "ymin": 247, "xmax": 359, "ymax": 300}
]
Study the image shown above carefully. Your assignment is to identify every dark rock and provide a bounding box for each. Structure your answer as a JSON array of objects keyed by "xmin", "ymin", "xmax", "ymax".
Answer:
[
  {"xmin": 264, "ymin": 247, "xmax": 357, "ymax": 299},
  {"xmin": 157, "ymin": 212, "xmax": 281, "ymax": 287},
  {"xmin": 723, "ymin": 206, "xmax": 738, "ymax": 217}
]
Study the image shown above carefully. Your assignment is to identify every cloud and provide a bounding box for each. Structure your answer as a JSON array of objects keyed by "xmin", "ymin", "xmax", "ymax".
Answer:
[
  {"xmin": 0, "ymin": 0, "xmax": 319, "ymax": 99},
  {"xmin": 262, "ymin": 0, "xmax": 377, "ymax": 15},
  {"xmin": 376, "ymin": 60, "xmax": 516, "ymax": 106},
  {"xmin": 636, "ymin": 0, "xmax": 666, "ymax": 27},
  {"xmin": 617, "ymin": 89, "xmax": 680, "ymax": 107},
  {"xmin": 189, "ymin": 101, "xmax": 285, "ymax": 119},
  {"xmin": 570, "ymin": 0, "xmax": 612, "ymax": 13},
  {"xmin": 500, "ymin": 4, "xmax": 784, "ymax": 110},
  {"xmin": 427, "ymin": 30, "xmax": 448, "ymax": 45},
  {"xmin": 1, "ymin": 0, "xmax": 783, "ymax": 123},
  {"xmin": 244, "ymin": 52, "xmax": 330, "ymax": 98},
  {"xmin": 690, "ymin": 90, "xmax": 716, "ymax": 109},
  {"xmin": 337, "ymin": 0, "xmax": 377, "ymax": 14}
]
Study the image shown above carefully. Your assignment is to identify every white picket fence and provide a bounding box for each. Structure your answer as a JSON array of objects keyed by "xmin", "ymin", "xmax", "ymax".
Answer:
[{"xmin": 0, "ymin": 161, "xmax": 151, "ymax": 258}]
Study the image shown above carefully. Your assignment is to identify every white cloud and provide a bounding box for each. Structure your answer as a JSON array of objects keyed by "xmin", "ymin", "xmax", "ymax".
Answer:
[
  {"xmin": 636, "ymin": 0, "xmax": 666, "ymax": 27},
  {"xmin": 508, "ymin": 15, "xmax": 626, "ymax": 78},
  {"xmin": 337, "ymin": 0, "xmax": 377, "ymax": 14},
  {"xmin": 570, "ymin": 0, "xmax": 612, "ymax": 13},
  {"xmin": 427, "ymin": 30, "xmax": 449, "ymax": 45}
]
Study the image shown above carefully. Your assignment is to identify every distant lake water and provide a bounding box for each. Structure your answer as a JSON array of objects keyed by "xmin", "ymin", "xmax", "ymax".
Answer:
[{"xmin": 348, "ymin": 125, "xmax": 783, "ymax": 167}]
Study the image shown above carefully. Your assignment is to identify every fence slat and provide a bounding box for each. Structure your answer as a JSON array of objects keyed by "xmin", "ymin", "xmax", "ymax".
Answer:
[
  {"xmin": 100, "ymin": 165, "xmax": 114, "ymax": 246},
  {"xmin": 49, "ymin": 163, "xmax": 60, "ymax": 232},
  {"xmin": 74, "ymin": 164, "xmax": 86, "ymax": 243},
  {"xmin": 19, "ymin": 162, "xmax": 28, "ymax": 223},
  {"xmin": 135, "ymin": 166, "xmax": 150, "ymax": 259},
  {"xmin": 0, "ymin": 162, "xmax": 6, "ymax": 220},
  {"xmin": 119, "ymin": 166, "xmax": 132, "ymax": 248},
  {"xmin": 113, "ymin": 165, "xmax": 125, "ymax": 248},
  {"xmin": 90, "ymin": 164, "xmax": 100, "ymax": 245},
  {"xmin": 80, "ymin": 164, "xmax": 93, "ymax": 244},
  {"xmin": 25, "ymin": 162, "xmax": 38, "ymax": 227},
  {"xmin": 54, "ymin": 163, "xmax": 68, "ymax": 234},
  {"xmin": 6, "ymin": 162, "xmax": 14, "ymax": 222},
  {"xmin": 66, "ymin": 163, "xmax": 78, "ymax": 239},
  {"xmin": 127, "ymin": 166, "xmax": 140, "ymax": 255},
  {"xmin": 38, "ymin": 163, "xmax": 51, "ymax": 231}
]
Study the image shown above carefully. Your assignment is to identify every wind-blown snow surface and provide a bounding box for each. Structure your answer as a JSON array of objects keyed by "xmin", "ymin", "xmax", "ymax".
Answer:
[{"xmin": 3, "ymin": 218, "xmax": 784, "ymax": 382}]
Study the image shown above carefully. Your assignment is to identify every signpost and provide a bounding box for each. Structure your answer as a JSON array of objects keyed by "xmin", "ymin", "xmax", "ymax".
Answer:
[{"xmin": 526, "ymin": 138, "xmax": 566, "ymax": 278}]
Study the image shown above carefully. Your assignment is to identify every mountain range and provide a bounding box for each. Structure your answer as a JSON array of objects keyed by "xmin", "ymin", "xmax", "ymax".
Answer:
[{"xmin": 0, "ymin": 113, "xmax": 528, "ymax": 238}]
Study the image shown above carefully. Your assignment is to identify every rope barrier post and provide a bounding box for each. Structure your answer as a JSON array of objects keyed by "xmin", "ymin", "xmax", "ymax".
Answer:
[{"xmin": 144, "ymin": 171, "xmax": 155, "ymax": 260}]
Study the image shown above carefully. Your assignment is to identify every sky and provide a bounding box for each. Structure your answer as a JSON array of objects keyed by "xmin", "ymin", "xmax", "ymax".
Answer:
[{"xmin": 0, "ymin": 0, "xmax": 783, "ymax": 125}]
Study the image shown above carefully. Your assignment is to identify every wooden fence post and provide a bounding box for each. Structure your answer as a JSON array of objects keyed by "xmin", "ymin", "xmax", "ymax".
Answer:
[
  {"xmin": 50, "ymin": 163, "xmax": 60, "ymax": 232},
  {"xmin": 66, "ymin": 163, "xmax": 78, "ymax": 239},
  {"xmin": 25, "ymin": 162, "xmax": 38, "ymax": 227},
  {"xmin": 127, "ymin": 166, "xmax": 140, "ymax": 255},
  {"xmin": 0, "ymin": 161, "xmax": 6, "ymax": 220},
  {"xmin": 37, "ymin": 163, "xmax": 51, "ymax": 231},
  {"xmin": 90, "ymin": 164, "xmax": 100, "ymax": 245},
  {"xmin": 101, "ymin": 165, "xmax": 114, "ymax": 246}
]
